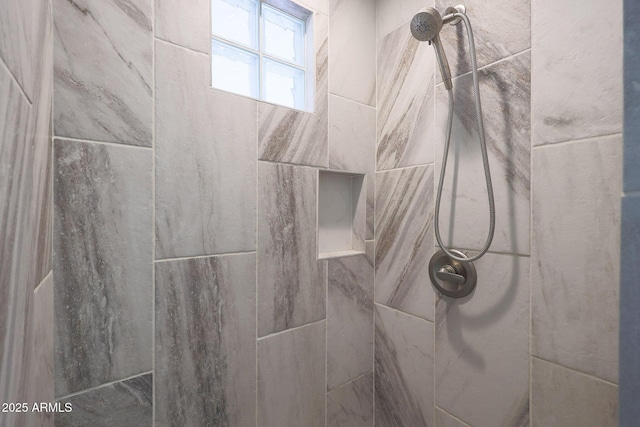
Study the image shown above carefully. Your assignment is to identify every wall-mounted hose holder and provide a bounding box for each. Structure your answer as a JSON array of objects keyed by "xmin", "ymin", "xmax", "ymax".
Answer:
[{"xmin": 429, "ymin": 249, "xmax": 477, "ymax": 298}]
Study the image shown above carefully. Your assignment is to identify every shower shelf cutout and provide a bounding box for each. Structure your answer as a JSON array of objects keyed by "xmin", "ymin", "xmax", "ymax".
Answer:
[{"xmin": 317, "ymin": 170, "xmax": 366, "ymax": 260}]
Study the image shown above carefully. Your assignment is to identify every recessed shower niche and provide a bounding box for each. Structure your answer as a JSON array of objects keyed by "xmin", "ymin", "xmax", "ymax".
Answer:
[{"xmin": 317, "ymin": 170, "xmax": 366, "ymax": 259}]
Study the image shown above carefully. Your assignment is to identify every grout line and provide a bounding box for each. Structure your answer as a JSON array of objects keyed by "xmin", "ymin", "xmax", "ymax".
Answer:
[
  {"xmin": 256, "ymin": 319, "xmax": 326, "ymax": 341},
  {"xmin": 154, "ymin": 251, "xmax": 257, "ymax": 263},
  {"xmin": 258, "ymin": 158, "xmax": 329, "ymax": 169},
  {"xmin": 0, "ymin": 53, "xmax": 32, "ymax": 105},
  {"xmin": 154, "ymin": 36, "xmax": 209, "ymax": 57},
  {"xmin": 52, "ymin": 135, "xmax": 152, "ymax": 150},
  {"xmin": 435, "ymin": 405, "xmax": 473, "ymax": 427},
  {"xmin": 34, "ymin": 270, "xmax": 53, "ymax": 293},
  {"xmin": 255, "ymin": 33, "xmax": 259, "ymax": 426},
  {"xmin": 151, "ymin": 0, "xmax": 157, "ymax": 423},
  {"xmin": 328, "ymin": 92, "xmax": 376, "ymax": 111},
  {"xmin": 434, "ymin": 246, "xmax": 531, "ymax": 258},
  {"xmin": 531, "ymin": 132, "xmax": 623, "ymax": 150},
  {"xmin": 373, "ymin": 302, "xmax": 434, "ymax": 325},
  {"xmin": 326, "ymin": 370, "xmax": 374, "ymax": 394},
  {"xmin": 435, "ymin": 48, "xmax": 532, "ymax": 86},
  {"xmin": 530, "ymin": 355, "xmax": 619, "ymax": 387},
  {"xmin": 376, "ymin": 163, "xmax": 435, "ymax": 174},
  {"xmin": 56, "ymin": 371, "xmax": 154, "ymax": 402}
]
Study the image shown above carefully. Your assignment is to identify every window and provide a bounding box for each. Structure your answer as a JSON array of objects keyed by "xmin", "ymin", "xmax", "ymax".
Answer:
[{"xmin": 211, "ymin": 0, "xmax": 312, "ymax": 111}]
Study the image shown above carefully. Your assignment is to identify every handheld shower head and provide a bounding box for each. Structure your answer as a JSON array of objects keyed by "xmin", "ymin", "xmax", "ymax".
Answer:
[{"xmin": 410, "ymin": 8, "xmax": 453, "ymax": 90}]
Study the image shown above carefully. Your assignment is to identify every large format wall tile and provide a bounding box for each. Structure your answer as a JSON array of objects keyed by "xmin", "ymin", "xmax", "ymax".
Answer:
[
  {"xmin": 259, "ymin": 13, "xmax": 328, "ymax": 167},
  {"xmin": 327, "ymin": 251, "xmax": 374, "ymax": 391},
  {"xmin": 531, "ymin": 0, "xmax": 622, "ymax": 145},
  {"xmin": 532, "ymin": 136, "xmax": 622, "ymax": 383},
  {"xmin": 329, "ymin": 0, "xmax": 376, "ymax": 106},
  {"xmin": 531, "ymin": 358, "xmax": 618, "ymax": 427},
  {"xmin": 375, "ymin": 304, "xmax": 434, "ymax": 426},
  {"xmin": 155, "ymin": 254, "xmax": 256, "ymax": 427},
  {"xmin": 435, "ymin": 0, "xmax": 530, "ymax": 79},
  {"xmin": 624, "ymin": 0, "xmax": 640, "ymax": 192},
  {"xmin": 53, "ymin": 0, "xmax": 152, "ymax": 146},
  {"xmin": 258, "ymin": 321, "xmax": 326, "ymax": 427},
  {"xmin": 435, "ymin": 253, "xmax": 530, "ymax": 427},
  {"xmin": 55, "ymin": 374, "xmax": 152, "ymax": 427},
  {"xmin": 155, "ymin": 0, "xmax": 209, "ymax": 53},
  {"xmin": 53, "ymin": 139, "xmax": 152, "ymax": 397},
  {"xmin": 258, "ymin": 162, "xmax": 325, "ymax": 336},
  {"xmin": 377, "ymin": 24, "xmax": 435, "ymax": 170},
  {"xmin": 328, "ymin": 95, "xmax": 376, "ymax": 239},
  {"xmin": 620, "ymin": 194, "xmax": 640, "ymax": 426},
  {"xmin": 435, "ymin": 53, "xmax": 530, "ymax": 255},
  {"xmin": 327, "ymin": 372, "xmax": 374, "ymax": 427},
  {"xmin": 155, "ymin": 41, "xmax": 256, "ymax": 259},
  {"xmin": 375, "ymin": 166, "xmax": 434, "ymax": 321},
  {"xmin": 376, "ymin": 0, "xmax": 426, "ymax": 40}
]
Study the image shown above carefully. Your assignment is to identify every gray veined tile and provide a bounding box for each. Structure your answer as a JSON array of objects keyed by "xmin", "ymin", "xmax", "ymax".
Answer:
[
  {"xmin": 531, "ymin": 0, "xmax": 622, "ymax": 145},
  {"xmin": 531, "ymin": 135, "xmax": 622, "ymax": 384},
  {"xmin": 328, "ymin": 95, "xmax": 376, "ymax": 239},
  {"xmin": 376, "ymin": 0, "xmax": 429, "ymax": 41},
  {"xmin": 258, "ymin": 162, "xmax": 326, "ymax": 336},
  {"xmin": 377, "ymin": 24, "xmax": 435, "ymax": 170},
  {"xmin": 155, "ymin": 254, "xmax": 256, "ymax": 427},
  {"xmin": 53, "ymin": 139, "xmax": 153, "ymax": 397},
  {"xmin": 327, "ymin": 372, "xmax": 374, "ymax": 427},
  {"xmin": 329, "ymin": 0, "xmax": 376, "ymax": 106},
  {"xmin": 327, "ymin": 252, "xmax": 374, "ymax": 391},
  {"xmin": 435, "ymin": 0, "xmax": 530, "ymax": 80},
  {"xmin": 258, "ymin": 321, "xmax": 326, "ymax": 427},
  {"xmin": 156, "ymin": 0, "xmax": 209, "ymax": 53},
  {"xmin": 531, "ymin": 358, "xmax": 618, "ymax": 427},
  {"xmin": 55, "ymin": 373, "xmax": 152, "ymax": 427},
  {"xmin": 259, "ymin": 13, "xmax": 328, "ymax": 167},
  {"xmin": 436, "ymin": 409, "xmax": 471, "ymax": 427},
  {"xmin": 53, "ymin": 0, "xmax": 152, "ymax": 146},
  {"xmin": 435, "ymin": 253, "xmax": 530, "ymax": 427},
  {"xmin": 435, "ymin": 52, "xmax": 531, "ymax": 255},
  {"xmin": 375, "ymin": 166, "xmax": 435, "ymax": 321},
  {"xmin": 155, "ymin": 40, "xmax": 256, "ymax": 259},
  {"xmin": 375, "ymin": 304, "xmax": 434, "ymax": 427}
]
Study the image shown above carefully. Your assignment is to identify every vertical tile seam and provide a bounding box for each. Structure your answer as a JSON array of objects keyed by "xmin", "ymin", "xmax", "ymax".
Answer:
[{"xmin": 151, "ymin": 0, "xmax": 156, "ymax": 424}]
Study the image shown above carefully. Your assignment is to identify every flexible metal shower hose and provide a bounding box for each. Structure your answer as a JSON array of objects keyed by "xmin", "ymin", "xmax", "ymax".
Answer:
[{"xmin": 434, "ymin": 12, "xmax": 495, "ymax": 262}]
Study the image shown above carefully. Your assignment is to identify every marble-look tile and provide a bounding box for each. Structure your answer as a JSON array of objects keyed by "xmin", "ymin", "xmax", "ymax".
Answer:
[
  {"xmin": 258, "ymin": 162, "xmax": 325, "ymax": 336},
  {"xmin": 435, "ymin": 253, "xmax": 530, "ymax": 427},
  {"xmin": 435, "ymin": 0, "xmax": 530, "ymax": 80},
  {"xmin": 53, "ymin": 0, "xmax": 152, "ymax": 146},
  {"xmin": 328, "ymin": 95, "xmax": 375, "ymax": 239},
  {"xmin": 329, "ymin": 0, "xmax": 375, "ymax": 106},
  {"xmin": 259, "ymin": 13, "xmax": 328, "ymax": 167},
  {"xmin": 531, "ymin": 358, "xmax": 618, "ymax": 427},
  {"xmin": 375, "ymin": 166, "xmax": 434, "ymax": 321},
  {"xmin": 620, "ymin": 194, "xmax": 640, "ymax": 426},
  {"xmin": 55, "ymin": 373, "xmax": 152, "ymax": 427},
  {"xmin": 155, "ymin": 254, "xmax": 256, "ymax": 427},
  {"xmin": 377, "ymin": 25, "xmax": 435, "ymax": 170},
  {"xmin": 53, "ymin": 139, "xmax": 152, "ymax": 396},
  {"xmin": 155, "ymin": 41, "xmax": 256, "ymax": 259},
  {"xmin": 327, "ymin": 252, "xmax": 374, "ymax": 390},
  {"xmin": 155, "ymin": 0, "xmax": 209, "ymax": 53},
  {"xmin": 531, "ymin": 0, "xmax": 622, "ymax": 145},
  {"xmin": 624, "ymin": 0, "xmax": 640, "ymax": 192},
  {"xmin": 376, "ymin": 0, "xmax": 427, "ymax": 41},
  {"xmin": 532, "ymin": 135, "xmax": 622, "ymax": 384},
  {"xmin": 258, "ymin": 321, "xmax": 326, "ymax": 427},
  {"xmin": 435, "ymin": 53, "xmax": 531, "ymax": 255},
  {"xmin": 436, "ymin": 409, "xmax": 471, "ymax": 427},
  {"xmin": 375, "ymin": 304, "xmax": 434, "ymax": 426},
  {"xmin": 327, "ymin": 372, "xmax": 374, "ymax": 427}
]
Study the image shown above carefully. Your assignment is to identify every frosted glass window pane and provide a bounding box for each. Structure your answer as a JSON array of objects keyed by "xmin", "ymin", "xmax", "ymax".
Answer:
[
  {"xmin": 262, "ymin": 4, "xmax": 305, "ymax": 66},
  {"xmin": 212, "ymin": 0, "xmax": 259, "ymax": 49},
  {"xmin": 212, "ymin": 40, "xmax": 259, "ymax": 98},
  {"xmin": 263, "ymin": 58, "xmax": 304, "ymax": 109}
]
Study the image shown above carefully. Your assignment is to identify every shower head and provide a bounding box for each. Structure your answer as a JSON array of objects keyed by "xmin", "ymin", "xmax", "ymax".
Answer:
[
  {"xmin": 410, "ymin": 8, "xmax": 453, "ymax": 90},
  {"xmin": 410, "ymin": 7, "xmax": 443, "ymax": 42}
]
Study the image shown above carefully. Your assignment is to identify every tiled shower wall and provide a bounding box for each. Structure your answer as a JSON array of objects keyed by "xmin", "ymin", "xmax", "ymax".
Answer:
[
  {"xmin": 373, "ymin": 0, "xmax": 622, "ymax": 426},
  {"xmin": 0, "ymin": 0, "xmax": 54, "ymax": 425},
  {"xmin": 51, "ymin": 0, "xmax": 376, "ymax": 425}
]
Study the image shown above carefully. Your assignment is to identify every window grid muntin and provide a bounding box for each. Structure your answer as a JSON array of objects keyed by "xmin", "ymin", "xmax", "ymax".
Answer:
[{"xmin": 211, "ymin": 0, "xmax": 307, "ymax": 110}]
